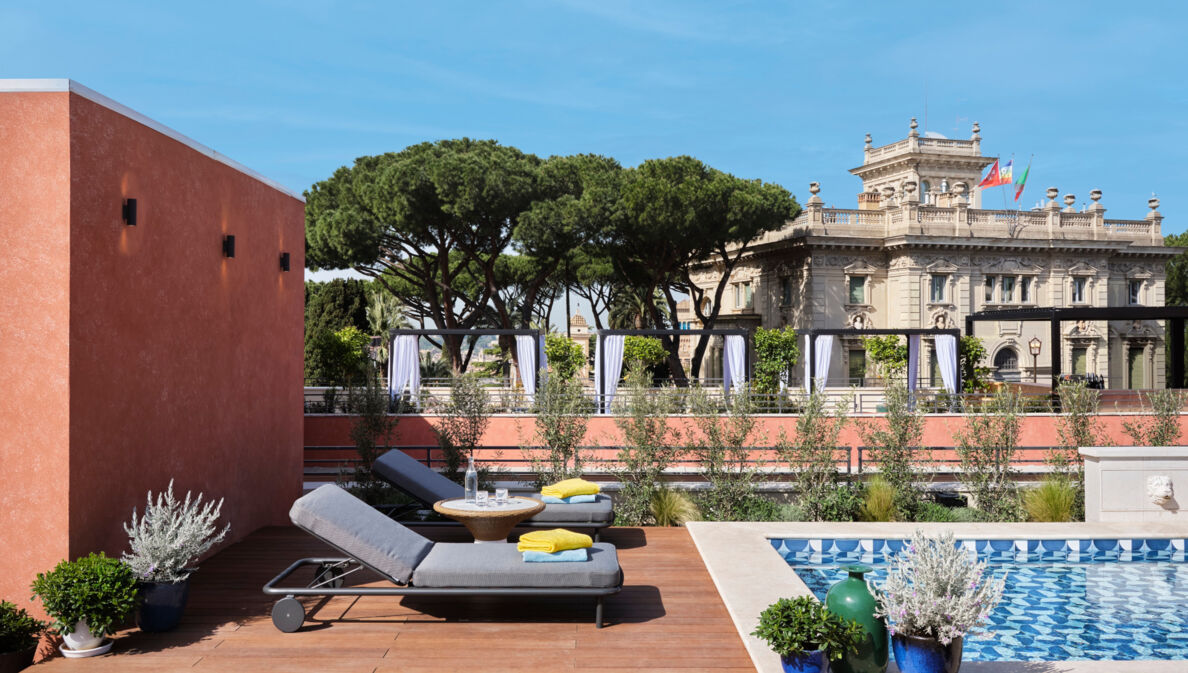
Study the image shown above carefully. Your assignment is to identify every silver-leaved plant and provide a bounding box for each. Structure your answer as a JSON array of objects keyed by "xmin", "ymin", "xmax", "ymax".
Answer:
[
  {"xmin": 123, "ymin": 480, "xmax": 229, "ymax": 584},
  {"xmin": 873, "ymin": 530, "xmax": 1005, "ymax": 645}
]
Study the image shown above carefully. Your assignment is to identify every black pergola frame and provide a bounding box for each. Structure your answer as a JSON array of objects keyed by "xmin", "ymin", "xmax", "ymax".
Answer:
[
  {"xmin": 804, "ymin": 327, "xmax": 963, "ymax": 393},
  {"xmin": 964, "ymin": 306, "xmax": 1188, "ymax": 391},
  {"xmin": 387, "ymin": 328, "xmax": 547, "ymax": 394},
  {"xmin": 592, "ymin": 329, "xmax": 752, "ymax": 411}
]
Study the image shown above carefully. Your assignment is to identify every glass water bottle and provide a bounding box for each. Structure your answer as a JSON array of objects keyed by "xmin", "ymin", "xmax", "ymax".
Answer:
[{"xmin": 464, "ymin": 455, "xmax": 478, "ymax": 503}]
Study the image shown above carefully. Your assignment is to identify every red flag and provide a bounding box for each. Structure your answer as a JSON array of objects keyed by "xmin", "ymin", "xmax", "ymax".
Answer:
[{"xmin": 978, "ymin": 159, "xmax": 1001, "ymax": 188}]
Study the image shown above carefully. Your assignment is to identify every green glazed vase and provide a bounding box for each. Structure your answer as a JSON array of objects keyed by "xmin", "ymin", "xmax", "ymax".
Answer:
[{"xmin": 825, "ymin": 564, "xmax": 888, "ymax": 673}]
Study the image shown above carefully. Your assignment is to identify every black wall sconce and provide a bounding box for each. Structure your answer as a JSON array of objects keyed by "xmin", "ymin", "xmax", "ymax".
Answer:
[
  {"xmin": 222, "ymin": 235, "xmax": 236, "ymax": 258},
  {"xmin": 279, "ymin": 252, "xmax": 291, "ymax": 272},
  {"xmin": 122, "ymin": 198, "xmax": 137, "ymax": 226}
]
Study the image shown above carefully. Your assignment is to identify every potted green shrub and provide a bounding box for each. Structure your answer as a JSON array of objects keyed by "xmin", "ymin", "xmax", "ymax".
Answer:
[
  {"xmin": 31, "ymin": 553, "xmax": 138, "ymax": 657},
  {"xmin": 123, "ymin": 481, "xmax": 229, "ymax": 632},
  {"xmin": 0, "ymin": 601, "xmax": 45, "ymax": 673},
  {"xmin": 874, "ymin": 530, "xmax": 1005, "ymax": 673},
  {"xmin": 752, "ymin": 596, "xmax": 865, "ymax": 673}
]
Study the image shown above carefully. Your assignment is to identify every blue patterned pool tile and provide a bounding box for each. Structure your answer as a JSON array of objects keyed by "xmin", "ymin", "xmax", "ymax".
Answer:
[
  {"xmin": 884, "ymin": 539, "xmax": 904, "ymax": 553},
  {"xmin": 986, "ymin": 539, "xmax": 1011, "ymax": 552},
  {"xmin": 1040, "ymin": 539, "xmax": 1065, "ymax": 552},
  {"xmin": 1173, "ymin": 539, "xmax": 1186, "ymax": 551},
  {"xmin": 1146, "ymin": 539, "xmax": 1171, "ymax": 552},
  {"xmin": 809, "ymin": 539, "xmax": 823, "ymax": 552},
  {"xmin": 784, "ymin": 539, "xmax": 808, "ymax": 552},
  {"xmin": 1092, "ymin": 538, "xmax": 1118, "ymax": 552},
  {"xmin": 835, "ymin": 539, "xmax": 859, "ymax": 552}
]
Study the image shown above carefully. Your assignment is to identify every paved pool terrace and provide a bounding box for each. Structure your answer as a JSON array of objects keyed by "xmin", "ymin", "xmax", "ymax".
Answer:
[{"xmin": 686, "ymin": 521, "xmax": 1188, "ymax": 673}]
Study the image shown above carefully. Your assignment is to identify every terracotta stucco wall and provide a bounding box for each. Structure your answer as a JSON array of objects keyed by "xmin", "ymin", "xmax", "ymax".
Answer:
[
  {"xmin": 66, "ymin": 92, "xmax": 306, "ymax": 562},
  {"xmin": 0, "ymin": 87, "xmax": 304, "ymax": 612},
  {"xmin": 306, "ymin": 413, "xmax": 1188, "ymax": 472},
  {"xmin": 0, "ymin": 93, "xmax": 73, "ymax": 610}
]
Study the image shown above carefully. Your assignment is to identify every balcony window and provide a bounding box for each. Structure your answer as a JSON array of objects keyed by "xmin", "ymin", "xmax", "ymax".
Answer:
[
  {"xmin": 848, "ymin": 350, "xmax": 866, "ymax": 387},
  {"xmin": 930, "ymin": 275, "xmax": 947, "ymax": 303},
  {"xmin": 984, "ymin": 276, "xmax": 995, "ymax": 302},
  {"xmin": 781, "ymin": 277, "xmax": 793, "ymax": 306},
  {"xmin": 1129, "ymin": 280, "xmax": 1142, "ymax": 305},
  {"xmin": 1071, "ymin": 277, "xmax": 1087, "ymax": 304},
  {"xmin": 1001, "ymin": 276, "xmax": 1015, "ymax": 303},
  {"xmin": 734, "ymin": 281, "xmax": 753, "ymax": 309},
  {"xmin": 848, "ymin": 276, "xmax": 866, "ymax": 304},
  {"xmin": 1020, "ymin": 277, "xmax": 1032, "ymax": 303},
  {"xmin": 1072, "ymin": 347, "xmax": 1087, "ymax": 376}
]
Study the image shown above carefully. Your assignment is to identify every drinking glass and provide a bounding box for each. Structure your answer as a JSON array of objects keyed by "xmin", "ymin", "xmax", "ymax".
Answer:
[
  {"xmin": 495, "ymin": 488, "xmax": 509, "ymax": 505},
  {"xmin": 475, "ymin": 491, "xmax": 489, "ymax": 507}
]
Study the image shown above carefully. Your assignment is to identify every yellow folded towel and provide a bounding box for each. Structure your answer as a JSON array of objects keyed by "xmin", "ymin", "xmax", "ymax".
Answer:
[
  {"xmin": 541, "ymin": 478, "xmax": 600, "ymax": 499},
  {"xmin": 517, "ymin": 528, "xmax": 593, "ymax": 554}
]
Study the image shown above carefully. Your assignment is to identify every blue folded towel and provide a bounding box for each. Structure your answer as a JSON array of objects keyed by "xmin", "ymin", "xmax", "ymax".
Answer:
[
  {"xmin": 523, "ymin": 549, "xmax": 589, "ymax": 563},
  {"xmin": 542, "ymin": 494, "xmax": 598, "ymax": 504}
]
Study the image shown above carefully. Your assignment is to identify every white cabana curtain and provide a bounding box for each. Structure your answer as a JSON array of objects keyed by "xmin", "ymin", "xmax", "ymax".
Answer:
[
  {"xmin": 813, "ymin": 335, "xmax": 834, "ymax": 392},
  {"xmin": 935, "ymin": 334, "xmax": 958, "ymax": 394},
  {"xmin": 515, "ymin": 335, "xmax": 537, "ymax": 403},
  {"xmin": 722, "ymin": 335, "xmax": 746, "ymax": 396},
  {"xmin": 907, "ymin": 334, "xmax": 921, "ymax": 393},
  {"xmin": 389, "ymin": 334, "xmax": 421, "ymax": 405},
  {"xmin": 595, "ymin": 335, "xmax": 626, "ymax": 414},
  {"xmin": 803, "ymin": 334, "xmax": 811, "ymax": 392}
]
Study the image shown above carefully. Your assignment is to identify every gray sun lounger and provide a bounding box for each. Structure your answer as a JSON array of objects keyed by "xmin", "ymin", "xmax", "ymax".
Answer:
[
  {"xmin": 372, "ymin": 449, "xmax": 614, "ymax": 540},
  {"xmin": 264, "ymin": 484, "xmax": 622, "ymax": 631}
]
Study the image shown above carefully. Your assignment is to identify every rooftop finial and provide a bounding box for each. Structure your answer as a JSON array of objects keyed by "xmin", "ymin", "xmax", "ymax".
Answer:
[
  {"xmin": 1090, "ymin": 189, "xmax": 1102, "ymax": 203},
  {"xmin": 809, "ymin": 181, "xmax": 821, "ymax": 195},
  {"xmin": 864, "ymin": 132, "xmax": 872, "ymax": 147},
  {"xmin": 909, "ymin": 117, "xmax": 919, "ymax": 138},
  {"xmin": 971, "ymin": 121, "xmax": 981, "ymax": 141}
]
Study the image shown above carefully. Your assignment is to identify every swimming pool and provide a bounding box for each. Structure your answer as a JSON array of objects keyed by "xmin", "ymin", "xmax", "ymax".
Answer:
[{"xmin": 773, "ymin": 537, "xmax": 1188, "ymax": 661}]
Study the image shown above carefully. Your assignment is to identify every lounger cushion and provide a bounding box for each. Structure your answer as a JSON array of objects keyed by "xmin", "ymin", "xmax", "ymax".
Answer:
[
  {"xmin": 290, "ymin": 484, "xmax": 433, "ymax": 584},
  {"xmin": 529, "ymin": 494, "xmax": 615, "ymax": 524},
  {"xmin": 412, "ymin": 542, "xmax": 621, "ymax": 588},
  {"xmin": 373, "ymin": 449, "xmax": 462, "ymax": 504}
]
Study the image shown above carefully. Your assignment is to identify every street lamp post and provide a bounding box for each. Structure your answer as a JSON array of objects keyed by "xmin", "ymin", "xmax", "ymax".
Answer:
[{"xmin": 1029, "ymin": 337, "xmax": 1042, "ymax": 383}]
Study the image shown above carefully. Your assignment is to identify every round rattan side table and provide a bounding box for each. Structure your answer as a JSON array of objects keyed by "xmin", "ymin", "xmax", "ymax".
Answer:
[{"xmin": 433, "ymin": 496, "xmax": 545, "ymax": 543}]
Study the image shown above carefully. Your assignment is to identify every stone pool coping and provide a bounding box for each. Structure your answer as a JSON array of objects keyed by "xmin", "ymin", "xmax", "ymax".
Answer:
[{"xmin": 685, "ymin": 521, "xmax": 1188, "ymax": 673}]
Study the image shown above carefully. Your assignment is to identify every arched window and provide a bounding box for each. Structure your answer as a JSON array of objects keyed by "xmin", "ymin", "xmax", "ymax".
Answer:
[
  {"xmin": 920, "ymin": 180, "xmax": 931, "ymax": 204},
  {"xmin": 994, "ymin": 347, "xmax": 1018, "ymax": 371}
]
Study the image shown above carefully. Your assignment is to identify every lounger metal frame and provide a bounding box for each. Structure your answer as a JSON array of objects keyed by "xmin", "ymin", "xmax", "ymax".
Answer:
[{"xmin": 263, "ymin": 528, "xmax": 623, "ymax": 631}]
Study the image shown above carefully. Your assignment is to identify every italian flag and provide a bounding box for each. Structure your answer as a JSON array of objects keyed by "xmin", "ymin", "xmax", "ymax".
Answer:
[{"xmin": 1014, "ymin": 160, "xmax": 1031, "ymax": 201}]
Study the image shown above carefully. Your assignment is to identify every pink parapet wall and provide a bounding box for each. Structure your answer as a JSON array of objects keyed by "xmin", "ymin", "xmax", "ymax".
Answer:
[
  {"xmin": 306, "ymin": 413, "xmax": 1188, "ymax": 472},
  {"xmin": 0, "ymin": 81, "xmax": 305, "ymax": 614}
]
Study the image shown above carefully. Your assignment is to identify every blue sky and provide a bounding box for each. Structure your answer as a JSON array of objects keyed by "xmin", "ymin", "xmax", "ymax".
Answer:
[{"xmin": 4, "ymin": 1, "xmax": 1185, "ymax": 264}]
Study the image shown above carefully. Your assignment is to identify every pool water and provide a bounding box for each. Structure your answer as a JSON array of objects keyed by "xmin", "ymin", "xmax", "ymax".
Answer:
[{"xmin": 773, "ymin": 537, "xmax": 1188, "ymax": 661}]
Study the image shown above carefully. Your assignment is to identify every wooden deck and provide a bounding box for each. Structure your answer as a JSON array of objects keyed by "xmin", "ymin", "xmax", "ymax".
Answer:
[{"xmin": 33, "ymin": 526, "xmax": 755, "ymax": 672}]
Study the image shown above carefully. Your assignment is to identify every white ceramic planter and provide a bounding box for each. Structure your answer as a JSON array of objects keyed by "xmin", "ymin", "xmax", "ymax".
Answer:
[{"xmin": 61, "ymin": 619, "xmax": 103, "ymax": 652}]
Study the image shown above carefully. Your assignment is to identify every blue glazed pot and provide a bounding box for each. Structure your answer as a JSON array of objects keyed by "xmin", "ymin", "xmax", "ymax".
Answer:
[
  {"xmin": 137, "ymin": 578, "xmax": 191, "ymax": 632},
  {"xmin": 780, "ymin": 649, "xmax": 828, "ymax": 673},
  {"xmin": 891, "ymin": 634, "xmax": 963, "ymax": 673}
]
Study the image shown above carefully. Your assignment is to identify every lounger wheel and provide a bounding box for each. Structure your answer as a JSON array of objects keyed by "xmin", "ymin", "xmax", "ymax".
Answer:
[
  {"xmin": 314, "ymin": 563, "xmax": 345, "ymax": 588},
  {"xmin": 272, "ymin": 596, "xmax": 305, "ymax": 633}
]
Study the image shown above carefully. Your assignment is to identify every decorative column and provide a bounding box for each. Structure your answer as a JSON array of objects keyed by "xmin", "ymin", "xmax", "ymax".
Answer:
[
  {"xmin": 807, "ymin": 182, "xmax": 823, "ymax": 227},
  {"xmin": 1147, "ymin": 197, "xmax": 1163, "ymax": 245},
  {"xmin": 1045, "ymin": 187, "xmax": 1060, "ymax": 239},
  {"xmin": 1089, "ymin": 189, "xmax": 1105, "ymax": 234}
]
